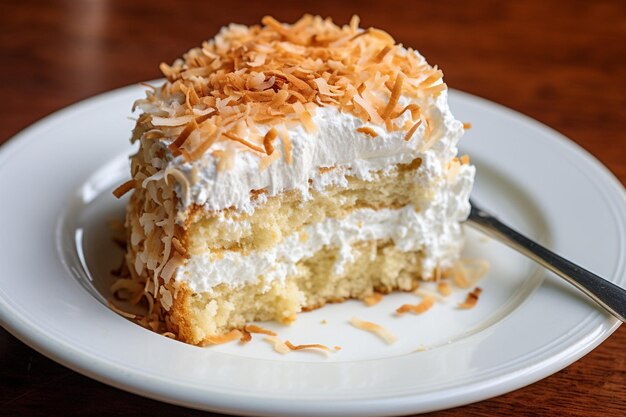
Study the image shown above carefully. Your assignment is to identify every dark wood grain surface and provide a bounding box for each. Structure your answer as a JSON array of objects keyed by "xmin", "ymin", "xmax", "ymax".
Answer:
[{"xmin": 1, "ymin": 0, "xmax": 625, "ymax": 415}]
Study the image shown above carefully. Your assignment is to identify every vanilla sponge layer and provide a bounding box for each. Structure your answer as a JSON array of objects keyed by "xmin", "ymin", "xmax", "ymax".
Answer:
[
  {"xmin": 170, "ymin": 239, "xmax": 425, "ymax": 345},
  {"xmin": 177, "ymin": 205, "xmax": 463, "ymax": 294},
  {"xmin": 185, "ymin": 157, "xmax": 428, "ymax": 254}
]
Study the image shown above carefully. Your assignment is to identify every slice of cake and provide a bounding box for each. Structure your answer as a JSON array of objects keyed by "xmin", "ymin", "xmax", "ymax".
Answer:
[{"xmin": 114, "ymin": 15, "xmax": 474, "ymax": 345}]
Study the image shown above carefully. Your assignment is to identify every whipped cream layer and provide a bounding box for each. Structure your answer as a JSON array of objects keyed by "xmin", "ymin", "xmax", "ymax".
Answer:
[
  {"xmin": 161, "ymin": 90, "xmax": 463, "ymax": 216},
  {"xmin": 176, "ymin": 164, "xmax": 474, "ymax": 293}
]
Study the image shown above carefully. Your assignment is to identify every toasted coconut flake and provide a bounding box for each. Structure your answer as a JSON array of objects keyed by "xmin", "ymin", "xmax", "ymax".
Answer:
[
  {"xmin": 271, "ymin": 89, "xmax": 290, "ymax": 107},
  {"xmin": 451, "ymin": 265, "xmax": 470, "ymax": 288},
  {"xmin": 263, "ymin": 127, "xmax": 278, "ymax": 155},
  {"xmin": 189, "ymin": 133, "xmax": 218, "ymax": 161},
  {"xmin": 347, "ymin": 27, "xmax": 371, "ymax": 43},
  {"xmin": 158, "ymin": 286, "xmax": 173, "ymax": 311},
  {"xmin": 272, "ymin": 69, "xmax": 314, "ymax": 94},
  {"xmin": 262, "ymin": 15, "xmax": 290, "ymax": 36},
  {"xmin": 350, "ymin": 317, "xmax": 397, "ymax": 344},
  {"xmin": 396, "ymin": 296, "xmax": 435, "ymax": 315},
  {"xmin": 437, "ymin": 281, "xmax": 452, "ymax": 297},
  {"xmin": 391, "ymin": 103, "xmax": 421, "ymax": 120},
  {"xmin": 460, "ymin": 154, "xmax": 470, "ymax": 165},
  {"xmin": 368, "ymin": 27, "xmax": 395, "ymax": 44},
  {"xmin": 159, "ymin": 62, "xmax": 176, "ymax": 80},
  {"xmin": 151, "ymin": 115, "xmax": 195, "ymax": 127},
  {"xmin": 169, "ymin": 120, "xmax": 198, "ymax": 153},
  {"xmin": 259, "ymin": 150, "xmax": 281, "ymax": 170},
  {"xmin": 292, "ymin": 101, "xmax": 316, "ymax": 132},
  {"xmin": 417, "ymin": 69, "xmax": 443, "ymax": 88},
  {"xmin": 164, "ymin": 167, "xmax": 190, "ymax": 199},
  {"xmin": 142, "ymin": 130, "xmax": 165, "ymax": 140},
  {"xmin": 135, "ymin": 16, "xmax": 451, "ymax": 163},
  {"xmin": 285, "ymin": 340, "xmax": 331, "ymax": 355},
  {"xmin": 264, "ymin": 336, "xmax": 291, "ymax": 354},
  {"xmin": 201, "ymin": 329, "xmax": 243, "ymax": 346},
  {"xmin": 171, "ymin": 237, "xmax": 187, "ymax": 256},
  {"xmin": 110, "ymin": 279, "xmax": 142, "ymax": 301},
  {"xmin": 278, "ymin": 125, "xmax": 292, "ymax": 164},
  {"xmin": 244, "ymin": 324, "xmax": 277, "ymax": 336},
  {"xmin": 349, "ymin": 14, "xmax": 360, "ymax": 31},
  {"xmin": 160, "ymin": 254, "xmax": 183, "ymax": 282},
  {"xmin": 380, "ymin": 72, "xmax": 404, "ymax": 120},
  {"xmin": 139, "ymin": 82, "xmax": 157, "ymax": 92},
  {"xmin": 313, "ymin": 77, "xmax": 342, "ymax": 96},
  {"xmin": 356, "ymin": 126, "xmax": 378, "ymax": 138},
  {"xmin": 107, "ymin": 299, "xmax": 137, "ymax": 319},
  {"xmin": 463, "ymin": 122, "xmax": 472, "ymax": 130},
  {"xmin": 247, "ymin": 53, "xmax": 267, "ymax": 68},
  {"xmin": 239, "ymin": 329, "xmax": 252, "ymax": 344},
  {"xmin": 459, "ymin": 287, "xmax": 483, "ymax": 309},
  {"xmin": 420, "ymin": 83, "xmax": 447, "ymax": 97},
  {"xmin": 223, "ymin": 132, "xmax": 265, "ymax": 153},
  {"xmin": 353, "ymin": 94, "xmax": 384, "ymax": 125},
  {"xmin": 404, "ymin": 120, "xmax": 422, "ymax": 141},
  {"xmin": 112, "ymin": 180, "xmax": 135, "ymax": 198},
  {"xmin": 363, "ymin": 292, "xmax": 383, "ymax": 306},
  {"xmin": 371, "ymin": 45, "xmax": 392, "ymax": 63}
]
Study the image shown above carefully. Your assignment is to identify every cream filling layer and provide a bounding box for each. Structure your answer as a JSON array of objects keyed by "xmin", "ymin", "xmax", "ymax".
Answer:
[
  {"xmin": 175, "ymin": 164, "xmax": 473, "ymax": 293},
  {"xmin": 165, "ymin": 91, "xmax": 463, "ymax": 216}
]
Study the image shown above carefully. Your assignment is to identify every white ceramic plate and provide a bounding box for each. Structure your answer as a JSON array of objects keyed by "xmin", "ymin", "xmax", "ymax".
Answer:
[{"xmin": 0, "ymin": 84, "xmax": 624, "ymax": 416}]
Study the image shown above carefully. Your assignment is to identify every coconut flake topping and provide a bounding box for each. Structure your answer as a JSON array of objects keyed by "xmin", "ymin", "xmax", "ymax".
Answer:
[{"xmin": 132, "ymin": 15, "xmax": 447, "ymax": 167}]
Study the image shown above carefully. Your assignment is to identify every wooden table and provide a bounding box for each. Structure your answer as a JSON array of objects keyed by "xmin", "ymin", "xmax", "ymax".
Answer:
[{"xmin": 1, "ymin": 0, "xmax": 624, "ymax": 415}]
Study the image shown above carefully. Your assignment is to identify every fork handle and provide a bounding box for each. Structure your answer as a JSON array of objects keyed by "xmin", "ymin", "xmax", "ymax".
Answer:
[{"xmin": 467, "ymin": 206, "xmax": 626, "ymax": 322}]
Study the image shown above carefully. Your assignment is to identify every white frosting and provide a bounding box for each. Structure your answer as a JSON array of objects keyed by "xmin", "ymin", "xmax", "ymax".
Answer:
[
  {"xmin": 153, "ymin": 87, "xmax": 475, "ymax": 291},
  {"xmin": 176, "ymin": 164, "xmax": 473, "ymax": 293},
  {"xmin": 163, "ymin": 90, "xmax": 463, "ymax": 215}
]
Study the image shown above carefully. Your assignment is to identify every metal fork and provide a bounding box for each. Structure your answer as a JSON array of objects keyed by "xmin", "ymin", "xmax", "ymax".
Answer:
[{"xmin": 466, "ymin": 198, "xmax": 626, "ymax": 322}]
